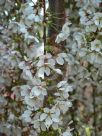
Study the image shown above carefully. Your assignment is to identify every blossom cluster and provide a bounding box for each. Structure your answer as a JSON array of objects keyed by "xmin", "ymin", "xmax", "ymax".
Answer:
[
  {"xmin": 0, "ymin": 0, "xmax": 73, "ymax": 135},
  {"xmin": 1, "ymin": 0, "xmax": 101, "ymax": 135},
  {"xmin": 57, "ymin": 0, "xmax": 102, "ymax": 135}
]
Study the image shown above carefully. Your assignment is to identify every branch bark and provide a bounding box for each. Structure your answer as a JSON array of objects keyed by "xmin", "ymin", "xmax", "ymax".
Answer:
[
  {"xmin": 48, "ymin": 0, "xmax": 65, "ymax": 37},
  {"xmin": 42, "ymin": 0, "xmax": 46, "ymax": 48}
]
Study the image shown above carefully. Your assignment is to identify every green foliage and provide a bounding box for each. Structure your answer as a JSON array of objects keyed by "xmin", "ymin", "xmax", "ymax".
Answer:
[
  {"xmin": 85, "ymin": 127, "xmax": 92, "ymax": 136},
  {"xmin": 39, "ymin": 130, "xmax": 60, "ymax": 136}
]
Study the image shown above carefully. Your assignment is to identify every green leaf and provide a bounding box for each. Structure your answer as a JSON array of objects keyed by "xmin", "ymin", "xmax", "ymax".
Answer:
[{"xmin": 85, "ymin": 127, "xmax": 91, "ymax": 136}]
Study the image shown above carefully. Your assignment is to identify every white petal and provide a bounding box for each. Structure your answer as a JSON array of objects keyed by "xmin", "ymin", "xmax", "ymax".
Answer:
[
  {"xmin": 52, "ymin": 123, "xmax": 58, "ymax": 130},
  {"xmin": 40, "ymin": 113, "xmax": 47, "ymax": 121},
  {"xmin": 41, "ymin": 122, "xmax": 46, "ymax": 131},
  {"xmin": 48, "ymin": 58, "xmax": 55, "ymax": 66},
  {"xmin": 58, "ymin": 53, "xmax": 67, "ymax": 58},
  {"xmin": 55, "ymin": 33, "xmax": 65, "ymax": 43},
  {"xmin": 55, "ymin": 108, "xmax": 60, "ymax": 116},
  {"xmin": 24, "ymin": 117, "xmax": 32, "ymax": 122},
  {"xmin": 30, "ymin": 86, "xmax": 41, "ymax": 97},
  {"xmin": 42, "ymin": 88, "xmax": 47, "ymax": 96},
  {"xmin": 37, "ymin": 59, "xmax": 44, "ymax": 67},
  {"xmin": 62, "ymin": 131, "xmax": 72, "ymax": 136},
  {"xmin": 56, "ymin": 57, "xmax": 64, "ymax": 65},
  {"xmin": 36, "ymin": 44, "xmax": 44, "ymax": 57},
  {"xmin": 19, "ymin": 61, "xmax": 25, "ymax": 69},
  {"xmin": 46, "ymin": 53, "xmax": 52, "ymax": 59},
  {"xmin": 54, "ymin": 69, "xmax": 63, "ymax": 75},
  {"xmin": 34, "ymin": 121, "xmax": 40, "ymax": 129},
  {"xmin": 62, "ymin": 22, "xmax": 70, "ymax": 31},
  {"xmin": 35, "ymin": 15, "xmax": 40, "ymax": 22},
  {"xmin": 37, "ymin": 67, "xmax": 44, "ymax": 79},
  {"xmin": 45, "ymin": 67, "xmax": 50, "ymax": 76},
  {"xmin": 51, "ymin": 114, "xmax": 59, "ymax": 123},
  {"xmin": 25, "ymin": 70, "xmax": 33, "ymax": 79},
  {"xmin": 27, "ymin": 14, "xmax": 35, "ymax": 20},
  {"xmin": 66, "ymin": 101, "xmax": 72, "ymax": 108},
  {"xmin": 63, "ymin": 93, "xmax": 69, "ymax": 99},
  {"xmin": 20, "ymin": 85, "xmax": 30, "ymax": 96},
  {"xmin": 25, "ymin": 96, "xmax": 35, "ymax": 107},
  {"xmin": 95, "ymin": 19, "xmax": 99, "ymax": 26},
  {"xmin": 45, "ymin": 117, "xmax": 53, "ymax": 128},
  {"xmin": 57, "ymin": 81, "xmax": 67, "ymax": 88},
  {"xmin": 44, "ymin": 108, "xmax": 50, "ymax": 113},
  {"xmin": 65, "ymin": 86, "xmax": 73, "ymax": 92},
  {"xmin": 19, "ymin": 24, "xmax": 27, "ymax": 33}
]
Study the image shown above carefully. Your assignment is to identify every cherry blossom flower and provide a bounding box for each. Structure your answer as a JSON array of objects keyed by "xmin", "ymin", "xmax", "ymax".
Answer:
[
  {"xmin": 55, "ymin": 22, "xmax": 71, "ymax": 43},
  {"xmin": 40, "ymin": 107, "xmax": 60, "ymax": 129},
  {"xmin": 91, "ymin": 39, "xmax": 102, "ymax": 52}
]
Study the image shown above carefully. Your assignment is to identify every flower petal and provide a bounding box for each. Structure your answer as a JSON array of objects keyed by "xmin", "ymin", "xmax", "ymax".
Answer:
[{"xmin": 40, "ymin": 113, "xmax": 47, "ymax": 121}]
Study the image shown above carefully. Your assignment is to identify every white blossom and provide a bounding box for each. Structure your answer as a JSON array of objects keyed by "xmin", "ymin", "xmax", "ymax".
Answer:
[
  {"xmin": 87, "ymin": 52, "xmax": 102, "ymax": 64},
  {"xmin": 30, "ymin": 86, "xmax": 47, "ymax": 98},
  {"xmin": 62, "ymin": 130, "xmax": 72, "ymax": 136},
  {"xmin": 93, "ymin": 12, "xmax": 102, "ymax": 28},
  {"xmin": 21, "ymin": 110, "xmax": 32, "ymax": 122},
  {"xmin": 36, "ymin": 53, "xmax": 56, "ymax": 78},
  {"xmin": 57, "ymin": 81, "xmax": 73, "ymax": 93},
  {"xmin": 40, "ymin": 107, "xmax": 60, "ymax": 129},
  {"xmin": 91, "ymin": 39, "xmax": 102, "ymax": 52},
  {"xmin": 24, "ymin": 95, "xmax": 44, "ymax": 110},
  {"xmin": 55, "ymin": 22, "xmax": 70, "ymax": 43},
  {"xmin": 55, "ymin": 99, "xmax": 72, "ymax": 114}
]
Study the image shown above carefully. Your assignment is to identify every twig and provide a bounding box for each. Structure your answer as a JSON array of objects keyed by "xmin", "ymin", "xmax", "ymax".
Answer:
[
  {"xmin": 92, "ymin": 86, "xmax": 97, "ymax": 136},
  {"xmin": 42, "ymin": 0, "xmax": 46, "ymax": 52}
]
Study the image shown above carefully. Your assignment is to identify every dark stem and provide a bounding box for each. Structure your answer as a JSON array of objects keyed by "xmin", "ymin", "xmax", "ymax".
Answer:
[
  {"xmin": 48, "ymin": 0, "xmax": 65, "ymax": 37},
  {"xmin": 70, "ymin": 100, "xmax": 79, "ymax": 136},
  {"xmin": 93, "ymin": 86, "xmax": 97, "ymax": 136},
  {"xmin": 42, "ymin": 0, "xmax": 46, "ymax": 51}
]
